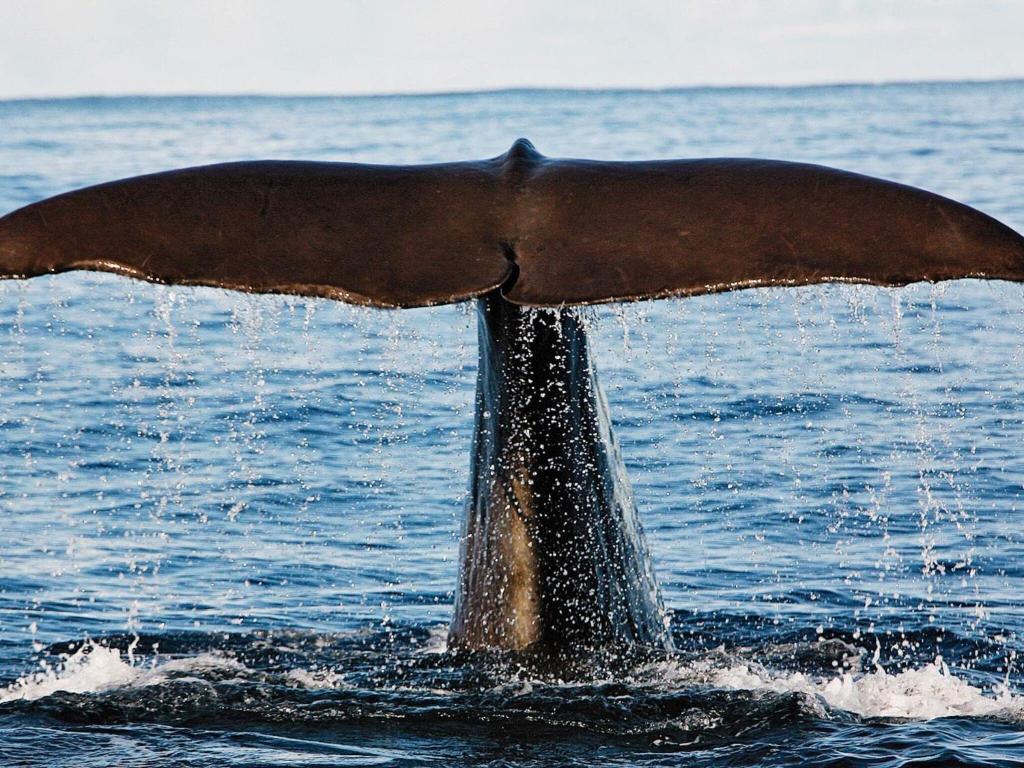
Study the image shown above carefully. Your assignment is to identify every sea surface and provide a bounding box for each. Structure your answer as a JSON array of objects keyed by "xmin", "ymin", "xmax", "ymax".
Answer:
[{"xmin": 2, "ymin": 83, "xmax": 1024, "ymax": 766}]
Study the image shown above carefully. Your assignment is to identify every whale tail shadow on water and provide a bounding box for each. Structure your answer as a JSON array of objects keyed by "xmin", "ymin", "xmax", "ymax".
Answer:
[{"xmin": 2, "ymin": 139, "xmax": 1023, "ymax": 658}]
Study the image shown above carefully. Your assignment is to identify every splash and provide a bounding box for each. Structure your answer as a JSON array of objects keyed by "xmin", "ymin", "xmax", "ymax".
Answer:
[
  {"xmin": 0, "ymin": 635, "xmax": 1020, "ymax": 724},
  {"xmin": 0, "ymin": 643, "xmax": 137, "ymax": 703},
  {"xmin": 0, "ymin": 640, "xmax": 244, "ymax": 703},
  {"xmin": 666, "ymin": 655, "xmax": 1020, "ymax": 720}
]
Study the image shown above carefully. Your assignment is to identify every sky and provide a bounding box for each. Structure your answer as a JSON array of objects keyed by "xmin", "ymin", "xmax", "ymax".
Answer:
[{"xmin": 0, "ymin": 0, "xmax": 1022, "ymax": 99}]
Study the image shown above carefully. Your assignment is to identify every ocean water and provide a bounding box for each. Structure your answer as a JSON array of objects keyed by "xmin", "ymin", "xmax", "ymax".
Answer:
[{"xmin": 1, "ymin": 83, "xmax": 1024, "ymax": 766}]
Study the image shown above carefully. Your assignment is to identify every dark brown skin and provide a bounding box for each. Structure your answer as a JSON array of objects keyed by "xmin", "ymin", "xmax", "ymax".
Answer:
[
  {"xmin": 0, "ymin": 159, "xmax": 513, "ymax": 308},
  {"xmin": 2, "ymin": 138, "xmax": 1022, "ymax": 306}
]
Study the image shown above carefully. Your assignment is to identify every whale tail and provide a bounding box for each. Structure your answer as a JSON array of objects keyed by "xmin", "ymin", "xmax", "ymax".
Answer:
[
  {"xmin": 3, "ymin": 141, "xmax": 1024, "ymax": 657},
  {"xmin": 2, "ymin": 140, "xmax": 1023, "ymax": 306}
]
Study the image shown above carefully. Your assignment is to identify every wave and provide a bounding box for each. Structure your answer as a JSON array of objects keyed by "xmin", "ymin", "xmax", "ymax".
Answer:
[{"xmin": 2, "ymin": 631, "xmax": 1018, "ymax": 724}]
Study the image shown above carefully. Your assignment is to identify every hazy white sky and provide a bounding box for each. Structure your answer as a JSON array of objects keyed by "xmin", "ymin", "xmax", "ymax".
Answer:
[{"xmin": 1, "ymin": 0, "xmax": 1022, "ymax": 98}]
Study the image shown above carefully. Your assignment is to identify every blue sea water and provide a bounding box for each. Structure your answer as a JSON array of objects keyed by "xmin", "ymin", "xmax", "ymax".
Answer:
[{"xmin": 1, "ymin": 82, "xmax": 1024, "ymax": 766}]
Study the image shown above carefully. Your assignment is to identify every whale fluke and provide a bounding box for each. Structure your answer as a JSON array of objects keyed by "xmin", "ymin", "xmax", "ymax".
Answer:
[
  {"xmin": 504, "ymin": 156, "xmax": 1024, "ymax": 305},
  {"xmin": 0, "ymin": 160, "xmax": 514, "ymax": 308},
  {"xmin": 2, "ymin": 141, "xmax": 1022, "ymax": 306}
]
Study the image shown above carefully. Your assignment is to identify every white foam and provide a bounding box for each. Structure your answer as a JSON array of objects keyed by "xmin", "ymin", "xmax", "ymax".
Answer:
[
  {"xmin": 0, "ymin": 644, "xmax": 137, "ymax": 703},
  {"xmin": 420, "ymin": 625, "xmax": 449, "ymax": 655},
  {"xmin": 663, "ymin": 655, "xmax": 1021, "ymax": 720},
  {"xmin": 286, "ymin": 667, "xmax": 347, "ymax": 689},
  {"xmin": 3, "ymin": 640, "xmax": 1019, "ymax": 721},
  {"xmin": 0, "ymin": 641, "xmax": 244, "ymax": 703}
]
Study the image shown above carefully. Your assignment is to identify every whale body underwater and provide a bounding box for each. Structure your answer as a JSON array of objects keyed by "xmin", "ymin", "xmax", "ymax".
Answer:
[{"xmin": 1, "ymin": 139, "xmax": 1023, "ymax": 657}]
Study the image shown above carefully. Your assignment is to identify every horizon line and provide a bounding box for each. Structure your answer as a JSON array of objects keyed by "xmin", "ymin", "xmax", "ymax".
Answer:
[{"xmin": 2, "ymin": 76, "xmax": 1022, "ymax": 104}]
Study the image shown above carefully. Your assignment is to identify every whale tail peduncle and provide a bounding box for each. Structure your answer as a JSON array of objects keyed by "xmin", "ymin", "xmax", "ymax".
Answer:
[{"xmin": 450, "ymin": 292, "xmax": 672, "ymax": 655}]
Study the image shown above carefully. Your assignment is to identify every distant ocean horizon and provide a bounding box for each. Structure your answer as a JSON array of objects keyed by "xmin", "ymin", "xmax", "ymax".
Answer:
[{"xmin": 3, "ymin": 74, "xmax": 1024, "ymax": 104}]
